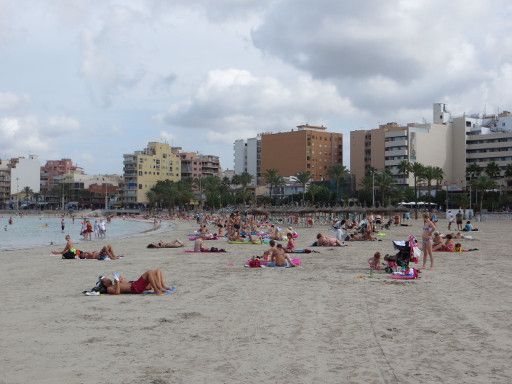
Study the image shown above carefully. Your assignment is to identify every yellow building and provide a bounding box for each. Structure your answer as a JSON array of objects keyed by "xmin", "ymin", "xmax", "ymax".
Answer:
[{"xmin": 122, "ymin": 142, "xmax": 181, "ymax": 205}]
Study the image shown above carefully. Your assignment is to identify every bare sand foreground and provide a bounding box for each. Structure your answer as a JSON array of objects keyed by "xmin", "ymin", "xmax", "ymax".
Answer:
[{"xmin": 1, "ymin": 218, "xmax": 512, "ymax": 384}]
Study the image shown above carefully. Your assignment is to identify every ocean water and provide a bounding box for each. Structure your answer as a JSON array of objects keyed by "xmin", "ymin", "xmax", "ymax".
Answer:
[{"xmin": 0, "ymin": 215, "xmax": 154, "ymax": 250}]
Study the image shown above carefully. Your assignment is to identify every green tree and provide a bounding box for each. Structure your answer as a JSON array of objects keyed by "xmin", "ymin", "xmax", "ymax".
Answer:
[
  {"xmin": 263, "ymin": 169, "xmax": 284, "ymax": 201},
  {"xmin": 295, "ymin": 171, "xmax": 312, "ymax": 205},
  {"xmin": 466, "ymin": 163, "xmax": 482, "ymax": 180},
  {"xmin": 327, "ymin": 164, "xmax": 348, "ymax": 203},
  {"xmin": 410, "ymin": 162, "xmax": 425, "ymax": 218},
  {"xmin": 398, "ymin": 160, "xmax": 410, "ymax": 185},
  {"xmin": 307, "ymin": 184, "xmax": 328, "ymax": 204},
  {"xmin": 432, "ymin": 166, "xmax": 444, "ymax": 194},
  {"xmin": 422, "ymin": 166, "xmax": 436, "ymax": 203},
  {"xmin": 23, "ymin": 186, "xmax": 33, "ymax": 201},
  {"xmin": 374, "ymin": 170, "xmax": 394, "ymax": 207},
  {"xmin": 505, "ymin": 163, "xmax": 512, "ymax": 191},
  {"xmin": 485, "ymin": 161, "xmax": 501, "ymax": 179},
  {"xmin": 471, "ymin": 176, "xmax": 497, "ymax": 213}
]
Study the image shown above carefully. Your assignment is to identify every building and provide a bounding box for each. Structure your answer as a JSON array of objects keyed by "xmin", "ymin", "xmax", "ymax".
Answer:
[
  {"xmin": 259, "ymin": 124, "xmax": 343, "ymax": 182},
  {"xmin": 40, "ymin": 159, "xmax": 84, "ymax": 192},
  {"xmin": 350, "ymin": 104, "xmax": 454, "ymax": 189},
  {"xmin": 452, "ymin": 110, "xmax": 512, "ymax": 189},
  {"xmin": 350, "ymin": 123, "xmax": 404, "ymax": 187},
  {"xmin": 233, "ymin": 137, "xmax": 260, "ymax": 185},
  {"xmin": 122, "ymin": 142, "xmax": 181, "ymax": 205},
  {"xmin": 0, "ymin": 155, "xmax": 40, "ymax": 206},
  {"xmin": 174, "ymin": 149, "xmax": 221, "ymax": 181}
]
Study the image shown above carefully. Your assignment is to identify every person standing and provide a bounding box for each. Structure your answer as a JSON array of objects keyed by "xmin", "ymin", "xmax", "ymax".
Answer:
[
  {"xmin": 455, "ymin": 209, "xmax": 463, "ymax": 231},
  {"xmin": 61, "ymin": 218, "xmax": 65, "ymax": 232},
  {"xmin": 421, "ymin": 213, "xmax": 436, "ymax": 270}
]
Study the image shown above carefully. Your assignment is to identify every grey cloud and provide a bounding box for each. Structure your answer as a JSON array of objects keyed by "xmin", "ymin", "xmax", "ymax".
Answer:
[{"xmin": 251, "ymin": 0, "xmax": 512, "ymax": 117}]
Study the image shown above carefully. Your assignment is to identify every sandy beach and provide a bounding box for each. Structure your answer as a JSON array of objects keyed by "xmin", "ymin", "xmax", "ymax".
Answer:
[{"xmin": 1, "ymin": 218, "xmax": 512, "ymax": 384}]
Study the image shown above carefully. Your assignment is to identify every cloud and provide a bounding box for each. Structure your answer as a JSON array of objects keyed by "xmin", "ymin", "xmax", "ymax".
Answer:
[
  {"xmin": 0, "ymin": 115, "xmax": 82, "ymax": 158},
  {"xmin": 251, "ymin": 0, "xmax": 512, "ymax": 117},
  {"xmin": 0, "ymin": 92, "xmax": 29, "ymax": 110},
  {"xmin": 162, "ymin": 68, "xmax": 357, "ymax": 140},
  {"xmin": 47, "ymin": 116, "xmax": 80, "ymax": 134}
]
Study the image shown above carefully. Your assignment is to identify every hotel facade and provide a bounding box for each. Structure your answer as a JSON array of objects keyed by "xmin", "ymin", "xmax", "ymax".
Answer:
[{"xmin": 122, "ymin": 142, "xmax": 181, "ymax": 205}]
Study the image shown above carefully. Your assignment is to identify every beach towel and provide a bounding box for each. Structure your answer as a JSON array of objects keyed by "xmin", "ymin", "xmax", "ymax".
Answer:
[
  {"xmin": 184, "ymin": 249, "xmax": 226, "ymax": 253},
  {"xmin": 244, "ymin": 258, "xmax": 301, "ymax": 268},
  {"xmin": 390, "ymin": 268, "xmax": 420, "ymax": 280}
]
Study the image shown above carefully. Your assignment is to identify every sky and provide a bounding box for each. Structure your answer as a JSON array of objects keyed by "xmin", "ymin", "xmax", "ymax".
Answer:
[{"xmin": 2, "ymin": 0, "xmax": 512, "ymax": 174}]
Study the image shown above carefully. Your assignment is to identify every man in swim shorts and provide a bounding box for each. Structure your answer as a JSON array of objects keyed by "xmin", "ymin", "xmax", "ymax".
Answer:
[{"xmin": 100, "ymin": 269, "xmax": 169, "ymax": 295}]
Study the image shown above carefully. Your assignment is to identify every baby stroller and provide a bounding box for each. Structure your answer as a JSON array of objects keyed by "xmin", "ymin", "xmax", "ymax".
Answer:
[{"xmin": 385, "ymin": 236, "xmax": 418, "ymax": 273}]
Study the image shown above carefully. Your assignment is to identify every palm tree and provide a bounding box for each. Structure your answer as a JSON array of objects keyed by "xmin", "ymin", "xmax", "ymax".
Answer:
[
  {"xmin": 410, "ymin": 162, "xmax": 425, "ymax": 218},
  {"xmin": 23, "ymin": 186, "xmax": 33, "ymax": 201},
  {"xmin": 263, "ymin": 169, "xmax": 283, "ymax": 201},
  {"xmin": 238, "ymin": 171, "xmax": 253, "ymax": 205},
  {"xmin": 422, "ymin": 166, "xmax": 436, "ymax": 204},
  {"xmin": 327, "ymin": 164, "xmax": 348, "ymax": 203},
  {"xmin": 374, "ymin": 170, "xmax": 394, "ymax": 207},
  {"xmin": 472, "ymin": 176, "xmax": 497, "ymax": 213},
  {"xmin": 432, "ymin": 166, "xmax": 444, "ymax": 194},
  {"xmin": 295, "ymin": 171, "xmax": 312, "ymax": 205},
  {"xmin": 485, "ymin": 161, "xmax": 501, "ymax": 179},
  {"xmin": 466, "ymin": 163, "xmax": 482, "ymax": 181},
  {"xmin": 398, "ymin": 160, "xmax": 410, "ymax": 185},
  {"xmin": 307, "ymin": 184, "xmax": 324, "ymax": 204},
  {"xmin": 505, "ymin": 163, "xmax": 512, "ymax": 191}
]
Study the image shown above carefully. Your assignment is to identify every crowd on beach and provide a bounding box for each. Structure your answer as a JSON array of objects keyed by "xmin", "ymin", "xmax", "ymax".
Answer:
[{"xmin": 41, "ymin": 206, "xmax": 482, "ymax": 295}]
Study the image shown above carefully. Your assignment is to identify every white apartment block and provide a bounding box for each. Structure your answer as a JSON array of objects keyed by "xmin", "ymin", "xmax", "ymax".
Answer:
[
  {"xmin": 233, "ymin": 137, "xmax": 260, "ymax": 186},
  {"xmin": 9, "ymin": 155, "xmax": 41, "ymax": 195}
]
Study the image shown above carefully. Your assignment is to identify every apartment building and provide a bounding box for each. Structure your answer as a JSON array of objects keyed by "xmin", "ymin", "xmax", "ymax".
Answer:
[
  {"xmin": 452, "ymin": 111, "xmax": 512, "ymax": 188},
  {"xmin": 351, "ymin": 104, "xmax": 454, "ymax": 189},
  {"xmin": 122, "ymin": 142, "xmax": 181, "ymax": 205},
  {"xmin": 233, "ymin": 137, "xmax": 260, "ymax": 185},
  {"xmin": 175, "ymin": 150, "xmax": 221, "ymax": 181},
  {"xmin": 260, "ymin": 124, "xmax": 343, "ymax": 182},
  {"xmin": 40, "ymin": 159, "xmax": 84, "ymax": 192},
  {"xmin": 0, "ymin": 155, "xmax": 40, "ymax": 206}
]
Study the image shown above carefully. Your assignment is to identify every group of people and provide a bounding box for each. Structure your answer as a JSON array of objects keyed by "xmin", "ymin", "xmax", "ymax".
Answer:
[{"xmin": 52, "ymin": 234, "xmax": 119, "ymax": 260}]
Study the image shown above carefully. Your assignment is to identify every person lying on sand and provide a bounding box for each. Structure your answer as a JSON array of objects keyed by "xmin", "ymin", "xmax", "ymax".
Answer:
[
  {"xmin": 80, "ymin": 245, "xmax": 120, "ymax": 260},
  {"xmin": 316, "ymin": 233, "xmax": 345, "ymax": 246},
  {"xmin": 99, "ymin": 269, "xmax": 169, "ymax": 295},
  {"xmin": 147, "ymin": 240, "xmax": 184, "ymax": 248}
]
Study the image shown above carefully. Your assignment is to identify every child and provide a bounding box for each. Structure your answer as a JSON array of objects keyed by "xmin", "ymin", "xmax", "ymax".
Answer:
[
  {"xmin": 368, "ymin": 252, "xmax": 382, "ymax": 270},
  {"xmin": 285, "ymin": 232, "xmax": 296, "ymax": 252}
]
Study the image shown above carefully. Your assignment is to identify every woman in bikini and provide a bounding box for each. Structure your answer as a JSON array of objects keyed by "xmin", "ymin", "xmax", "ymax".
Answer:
[{"xmin": 421, "ymin": 213, "xmax": 436, "ymax": 270}]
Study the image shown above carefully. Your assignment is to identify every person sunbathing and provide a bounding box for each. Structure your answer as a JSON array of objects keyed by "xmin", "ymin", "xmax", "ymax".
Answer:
[
  {"xmin": 194, "ymin": 237, "xmax": 207, "ymax": 252},
  {"xmin": 147, "ymin": 240, "xmax": 184, "ymax": 248},
  {"xmin": 99, "ymin": 269, "xmax": 169, "ymax": 295},
  {"xmin": 316, "ymin": 233, "xmax": 344, "ymax": 246},
  {"xmin": 433, "ymin": 234, "xmax": 455, "ymax": 252},
  {"xmin": 262, "ymin": 239, "xmax": 278, "ymax": 262}
]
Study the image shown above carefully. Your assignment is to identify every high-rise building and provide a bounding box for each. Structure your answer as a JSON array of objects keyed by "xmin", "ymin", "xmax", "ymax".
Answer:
[
  {"xmin": 233, "ymin": 137, "xmax": 260, "ymax": 185},
  {"xmin": 122, "ymin": 142, "xmax": 181, "ymax": 206},
  {"xmin": 350, "ymin": 104, "xmax": 455, "ymax": 188},
  {"xmin": 452, "ymin": 111, "xmax": 512, "ymax": 189},
  {"xmin": 260, "ymin": 124, "xmax": 343, "ymax": 182}
]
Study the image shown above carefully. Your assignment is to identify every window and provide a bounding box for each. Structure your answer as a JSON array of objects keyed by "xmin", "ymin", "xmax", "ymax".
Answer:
[
  {"xmin": 138, "ymin": 171, "xmax": 142, "ymax": 176},
  {"xmin": 466, "ymin": 121, "xmax": 471, "ymax": 127},
  {"xmin": 138, "ymin": 184, "xmax": 142, "ymax": 189}
]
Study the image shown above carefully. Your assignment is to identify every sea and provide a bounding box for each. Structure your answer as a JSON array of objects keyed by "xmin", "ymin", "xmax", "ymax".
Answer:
[{"xmin": 0, "ymin": 215, "xmax": 156, "ymax": 251}]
